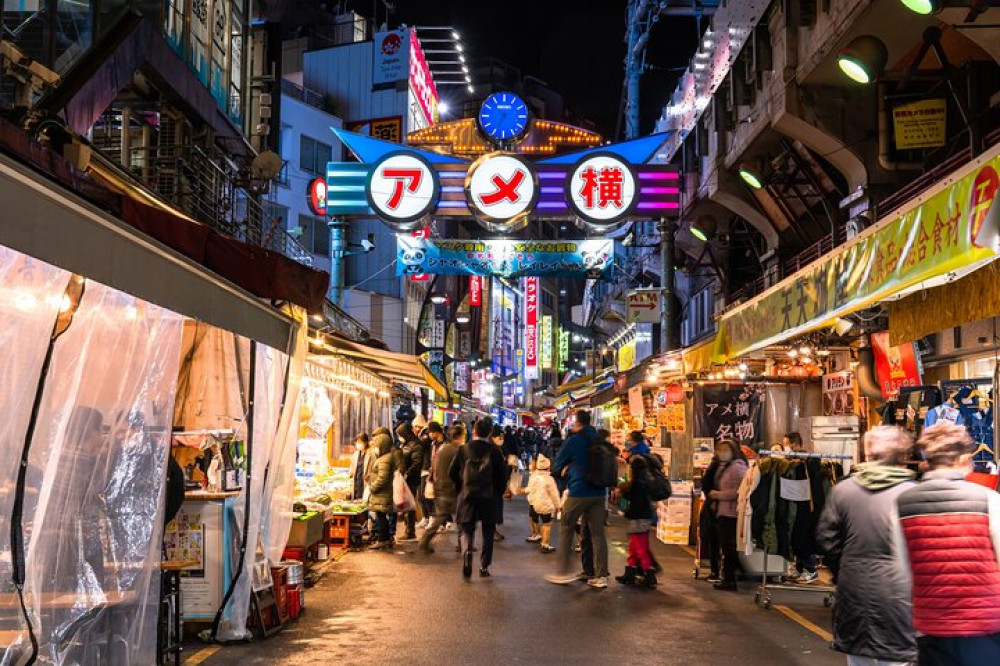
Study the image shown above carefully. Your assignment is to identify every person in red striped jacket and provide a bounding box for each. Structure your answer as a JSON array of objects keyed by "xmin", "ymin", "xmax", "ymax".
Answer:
[{"xmin": 894, "ymin": 422, "xmax": 1000, "ymax": 665}]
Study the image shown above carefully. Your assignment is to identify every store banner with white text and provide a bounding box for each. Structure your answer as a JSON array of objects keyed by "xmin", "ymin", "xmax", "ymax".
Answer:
[
  {"xmin": 695, "ymin": 385, "xmax": 764, "ymax": 445},
  {"xmin": 715, "ymin": 148, "xmax": 1000, "ymax": 361}
]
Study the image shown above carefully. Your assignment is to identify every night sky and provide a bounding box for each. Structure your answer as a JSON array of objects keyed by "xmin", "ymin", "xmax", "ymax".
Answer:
[{"xmin": 388, "ymin": 0, "xmax": 700, "ymax": 140}]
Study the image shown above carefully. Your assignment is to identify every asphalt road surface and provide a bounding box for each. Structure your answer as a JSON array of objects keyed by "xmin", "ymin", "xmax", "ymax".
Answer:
[{"xmin": 195, "ymin": 498, "xmax": 842, "ymax": 666}]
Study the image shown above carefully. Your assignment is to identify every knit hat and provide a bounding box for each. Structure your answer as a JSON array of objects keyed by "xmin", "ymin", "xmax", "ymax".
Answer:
[{"xmin": 536, "ymin": 455, "xmax": 551, "ymax": 471}]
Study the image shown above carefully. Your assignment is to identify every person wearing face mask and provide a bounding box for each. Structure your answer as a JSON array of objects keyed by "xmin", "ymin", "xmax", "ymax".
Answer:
[
  {"xmin": 894, "ymin": 422, "xmax": 1000, "ymax": 665},
  {"xmin": 348, "ymin": 433, "xmax": 375, "ymax": 501},
  {"xmin": 708, "ymin": 439, "xmax": 748, "ymax": 591}
]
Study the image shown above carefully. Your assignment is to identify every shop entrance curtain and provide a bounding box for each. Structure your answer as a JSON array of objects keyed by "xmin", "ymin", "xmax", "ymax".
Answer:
[{"xmin": 0, "ymin": 245, "xmax": 184, "ymax": 665}]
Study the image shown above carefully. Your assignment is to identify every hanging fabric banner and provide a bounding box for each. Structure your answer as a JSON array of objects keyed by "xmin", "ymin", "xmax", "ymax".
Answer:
[
  {"xmin": 396, "ymin": 236, "xmax": 614, "ymax": 279},
  {"xmin": 714, "ymin": 148, "xmax": 1000, "ymax": 361},
  {"xmin": 871, "ymin": 331, "xmax": 922, "ymax": 399},
  {"xmin": 694, "ymin": 385, "xmax": 764, "ymax": 445}
]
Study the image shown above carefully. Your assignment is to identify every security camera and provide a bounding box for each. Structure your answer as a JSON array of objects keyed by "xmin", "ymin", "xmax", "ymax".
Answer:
[{"xmin": 26, "ymin": 60, "xmax": 60, "ymax": 86}]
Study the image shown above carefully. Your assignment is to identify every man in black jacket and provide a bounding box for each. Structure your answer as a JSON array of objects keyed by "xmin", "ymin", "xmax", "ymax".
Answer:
[
  {"xmin": 396, "ymin": 422, "xmax": 425, "ymax": 541},
  {"xmin": 450, "ymin": 418, "xmax": 508, "ymax": 578}
]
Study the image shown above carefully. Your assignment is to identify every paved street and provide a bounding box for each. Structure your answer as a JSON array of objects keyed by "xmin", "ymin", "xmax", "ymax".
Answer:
[{"xmin": 195, "ymin": 499, "xmax": 842, "ymax": 666}]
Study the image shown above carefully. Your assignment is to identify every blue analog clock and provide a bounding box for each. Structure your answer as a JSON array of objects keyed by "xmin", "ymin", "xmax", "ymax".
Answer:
[{"xmin": 478, "ymin": 92, "xmax": 530, "ymax": 144}]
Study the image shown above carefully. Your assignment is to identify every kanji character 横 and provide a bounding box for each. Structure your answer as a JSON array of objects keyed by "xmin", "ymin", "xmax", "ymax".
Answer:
[{"xmin": 579, "ymin": 166, "xmax": 626, "ymax": 209}]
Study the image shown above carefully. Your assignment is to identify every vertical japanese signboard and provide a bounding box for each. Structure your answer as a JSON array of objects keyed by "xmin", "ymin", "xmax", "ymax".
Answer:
[
  {"xmin": 539, "ymin": 315, "xmax": 553, "ymax": 369},
  {"xmin": 469, "ymin": 275, "xmax": 483, "ymax": 307},
  {"xmin": 558, "ymin": 328, "xmax": 570, "ymax": 371},
  {"xmin": 524, "ymin": 277, "xmax": 539, "ymax": 379},
  {"xmin": 695, "ymin": 385, "xmax": 764, "ymax": 446},
  {"xmin": 408, "ymin": 30, "xmax": 439, "ymax": 128}
]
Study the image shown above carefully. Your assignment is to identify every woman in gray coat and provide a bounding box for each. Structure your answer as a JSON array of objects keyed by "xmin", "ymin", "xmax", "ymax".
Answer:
[{"xmin": 816, "ymin": 426, "xmax": 917, "ymax": 666}]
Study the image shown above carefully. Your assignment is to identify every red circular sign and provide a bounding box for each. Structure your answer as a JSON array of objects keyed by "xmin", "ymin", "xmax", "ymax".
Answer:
[{"xmin": 308, "ymin": 177, "xmax": 327, "ymax": 216}]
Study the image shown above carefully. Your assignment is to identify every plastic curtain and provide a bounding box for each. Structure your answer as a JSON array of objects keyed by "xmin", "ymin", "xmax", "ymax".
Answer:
[
  {"xmin": 0, "ymin": 248, "xmax": 72, "ymax": 660},
  {"xmin": 214, "ymin": 343, "xmax": 288, "ymax": 641},
  {"xmin": 2, "ymin": 265, "xmax": 183, "ymax": 665},
  {"xmin": 262, "ymin": 311, "xmax": 308, "ymax": 566}
]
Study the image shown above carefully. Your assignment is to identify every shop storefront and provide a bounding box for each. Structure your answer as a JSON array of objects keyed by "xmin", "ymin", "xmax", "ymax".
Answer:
[{"xmin": 0, "ymin": 150, "xmax": 317, "ymax": 661}]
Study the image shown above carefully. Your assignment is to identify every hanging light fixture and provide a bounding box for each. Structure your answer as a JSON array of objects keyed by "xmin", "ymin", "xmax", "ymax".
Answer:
[
  {"xmin": 738, "ymin": 163, "xmax": 765, "ymax": 189},
  {"xmin": 455, "ymin": 313, "xmax": 471, "ymax": 324},
  {"xmin": 690, "ymin": 216, "xmax": 717, "ymax": 242},
  {"xmin": 430, "ymin": 293, "xmax": 448, "ymax": 305},
  {"xmin": 899, "ymin": 0, "xmax": 940, "ymax": 14},
  {"xmin": 837, "ymin": 35, "xmax": 888, "ymax": 84}
]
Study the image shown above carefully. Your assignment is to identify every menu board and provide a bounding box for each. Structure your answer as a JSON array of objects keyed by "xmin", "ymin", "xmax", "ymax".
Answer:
[{"xmin": 166, "ymin": 500, "xmax": 225, "ymax": 619}]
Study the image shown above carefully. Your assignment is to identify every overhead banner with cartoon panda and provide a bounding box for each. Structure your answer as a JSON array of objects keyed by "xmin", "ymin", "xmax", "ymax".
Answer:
[{"xmin": 396, "ymin": 236, "xmax": 614, "ymax": 280}]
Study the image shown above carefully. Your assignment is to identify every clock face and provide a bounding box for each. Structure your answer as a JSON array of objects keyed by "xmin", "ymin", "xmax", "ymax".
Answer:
[{"xmin": 478, "ymin": 92, "xmax": 530, "ymax": 143}]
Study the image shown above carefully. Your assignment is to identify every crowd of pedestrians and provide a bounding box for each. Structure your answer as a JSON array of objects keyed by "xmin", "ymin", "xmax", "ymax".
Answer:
[{"xmin": 350, "ymin": 408, "xmax": 1000, "ymax": 665}]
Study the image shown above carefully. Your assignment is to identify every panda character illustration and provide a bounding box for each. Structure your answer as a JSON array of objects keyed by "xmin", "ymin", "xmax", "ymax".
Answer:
[
  {"xmin": 398, "ymin": 247, "xmax": 425, "ymax": 274},
  {"xmin": 580, "ymin": 249, "xmax": 609, "ymax": 278}
]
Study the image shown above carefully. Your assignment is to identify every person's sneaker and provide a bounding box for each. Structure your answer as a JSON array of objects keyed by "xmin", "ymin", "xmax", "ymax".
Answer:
[
  {"xmin": 479, "ymin": 567, "xmax": 491, "ymax": 578},
  {"xmin": 587, "ymin": 576, "xmax": 609, "ymax": 589},
  {"xmin": 526, "ymin": 535, "xmax": 542, "ymax": 543},
  {"xmin": 539, "ymin": 545, "xmax": 556, "ymax": 554},
  {"xmin": 577, "ymin": 571, "xmax": 595, "ymax": 581},
  {"xmin": 416, "ymin": 518, "xmax": 428, "ymax": 529},
  {"xmin": 367, "ymin": 540, "xmax": 391, "ymax": 551},
  {"xmin": 546, "ymin": 573, "xmax": 580, "ymax": 585},
  {"xmin": 493, "ymin": 531, "xmax": 506, "ymax": 542},
  {"xmin": 713, "ymin": 581, "xmax": 738, "ymax": 591},
  {"xmin": 786, "ymin": 568, "xmax": 801, "ymax": 582},
  {"xmin": 799, "ymin": 570, "xmax": 819, "ymax": 584},
  {"xmin": 462, "ymin": 551, "xmax": 473, "ymax": 579},
  {"xmin": 574, "ymin": 544, "xmax": 582, "ymax": 553},
  {"xmin": 706, "ymin": 576, "xmax": 722, "ymax": 584}
]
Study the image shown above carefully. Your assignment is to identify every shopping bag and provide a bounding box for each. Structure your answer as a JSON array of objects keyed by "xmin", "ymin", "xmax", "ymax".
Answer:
[
  {"xmin": 424, "ymin": 478, "xmax": 435, "ymax": 500},
  {"xmin": 394, "ymin": 471, "xmax": 416, "ymax": 513},
  {"xmin": 507, "ymin": 470, "xmax": 522, "ymax": 498}
]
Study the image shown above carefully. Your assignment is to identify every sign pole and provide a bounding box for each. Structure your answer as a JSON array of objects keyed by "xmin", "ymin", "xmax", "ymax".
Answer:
[
  {"xmin": 328, "ymin": 218, "xmax": 346, "ymax": 308},
  {"xmin": 659, "ymin": 217, "xmax": 679, "ymax": 352}
]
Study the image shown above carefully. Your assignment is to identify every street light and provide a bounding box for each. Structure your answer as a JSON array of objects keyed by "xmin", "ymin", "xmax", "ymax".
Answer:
[{"xmin": 837, "ymin": 35, "xmax": 887, "ymax": 84}]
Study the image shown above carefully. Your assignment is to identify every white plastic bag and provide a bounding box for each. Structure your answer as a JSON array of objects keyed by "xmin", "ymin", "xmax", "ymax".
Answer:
[{"xmin": 394, "ymin": 471, "xmax": 416, "ymax": 513}]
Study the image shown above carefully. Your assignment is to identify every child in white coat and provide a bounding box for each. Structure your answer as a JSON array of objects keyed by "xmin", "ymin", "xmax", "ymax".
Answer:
[{"xmin": 524, "ymin": 455, "xmax": 561, "ymax": 553}]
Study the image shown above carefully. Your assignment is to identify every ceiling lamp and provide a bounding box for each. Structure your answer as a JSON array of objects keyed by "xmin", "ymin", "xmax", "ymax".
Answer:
[
  {"xmin": 837, "ymin": 35, "xmax": 888, "ymax": 84},
  {"xmin": 738, "ymin": 162, "xmax": 765, "ymax": 189},
  {"xmin": 455, "ymin": 313, "xmax": 470, "ymax": 324},
  {"xmin": 899, "ymin": 0, "xmax": 940, "ymax": 14},
  {"xmin": 430, "ymin": 293, "xmax": 447, "ymax": 305},
  {"xmin": 690, "ymin": 216, "xmax": 717, "ymax": 242}
]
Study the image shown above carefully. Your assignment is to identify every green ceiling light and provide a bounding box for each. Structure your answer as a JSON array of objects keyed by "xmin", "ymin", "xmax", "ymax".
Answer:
[
  {"xmin": 900, "ymin": 0, "xmax": 940, "ymax": 14},
  {"xmin": 837, "ymin": 35, "xmax": 888, "ymax": 85},
  {"xmin": 690, "ymin": 216, "xmax": 717, "ymax": 243},
  {"xmin": 738, "ymin": 163, "xmax": 765, "ymax": 189}
]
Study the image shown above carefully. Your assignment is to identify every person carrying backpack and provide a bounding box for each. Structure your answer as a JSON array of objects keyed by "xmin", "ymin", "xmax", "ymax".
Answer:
[
  {"xmin": 546, "ymin": 410, "xmax": 612, "ymax": 589},
  {"xmin": 449, "ymin": 417, "xmax": 508, "ymax": 579},
  {"xmin": 616, "ymin": 453, "xmax": 668, "ymax": 588}
]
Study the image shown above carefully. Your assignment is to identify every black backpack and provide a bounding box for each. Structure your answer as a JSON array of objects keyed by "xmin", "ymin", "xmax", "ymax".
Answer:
[
  {"xmin": 586, "ymin": 434, "xmax": 619, "ymax": 488},
  {"xmin": 463, "ymin": 451, "xmax": 493, "ymax": 500},
  {"xmin": 644, "ymin": 454, "xmax": 673, "ymax": 502}
]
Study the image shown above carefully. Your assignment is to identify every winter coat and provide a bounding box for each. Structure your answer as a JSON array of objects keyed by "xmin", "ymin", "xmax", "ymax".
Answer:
[
  {"xmin": 366, "ymin": 434, "xmax": 396, "ymax": 514},
  {"xmin": 816, "ymin": 464, "xmax": 917, "ymax": 662},
  {"xmin": 449, "ymin": 438, "xmax": 507, "ymax": 525},
  {"xmin": 895, "ymin": 468, "xmax": 1000, "ymax": 638},
  {"xmin": 526, "ymin": 471, "xmax": 561, "ymax": 516},
  {"xmin": 432, "ymin": 441, "xmax": 460, "ymax": 517},
  {"xmin": 553, "ymin": 425, "xmax": 606, "ymax": 498},
  {"xmin": 713, "ymin": 459, "xmax": 748, "ymax": 518},
  {"xmin": 398, "ymin": 437, "xmax": 425, "ymax": 489},
  {"xmin": 620, "ymin": 455, "xmax": 654, "ymax": 522},
  {"xmin": 348, "ymin": 447, "xmax": 378, "ymax": 500}
]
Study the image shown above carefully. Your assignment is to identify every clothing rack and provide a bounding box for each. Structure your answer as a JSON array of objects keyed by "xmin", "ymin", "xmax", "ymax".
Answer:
[{"xmin": 751, "ymin": 450, "xmax": 848, "ymax": 610}]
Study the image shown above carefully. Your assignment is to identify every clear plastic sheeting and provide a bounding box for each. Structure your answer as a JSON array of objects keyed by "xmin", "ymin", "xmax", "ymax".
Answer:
[
  {"xmin": 3, "ymin": 267, "xmax": 184, "ymax": 664},
  {"xmin": 0, "ymin": 248, "xmax": 71, "ymax": 660},
  {"xmin": 263, "ymin": 313, "xmax": 308, "ymax": 566},
  {"xmin": 214, "ymin": 343, "xmax": 289, "ymax": 642}
]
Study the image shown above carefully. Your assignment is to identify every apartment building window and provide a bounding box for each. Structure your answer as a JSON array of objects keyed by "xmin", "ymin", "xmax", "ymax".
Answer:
[
  {"xmin": 298, "ymin": 215, "xmax": 330, "ymax": 257},
  {"xmin": 300, "ymin": 136, "xmax": 332, "ymax": 175},
  {"xmin": 682, "ymin": 287, "xmax": 715, "ymax": 346},
  {"xmin": 541, "ymin": 289, "xmax": 555, "ymax": 310}
]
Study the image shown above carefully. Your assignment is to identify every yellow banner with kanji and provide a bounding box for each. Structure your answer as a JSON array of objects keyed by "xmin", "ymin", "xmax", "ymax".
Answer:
[{"xmin": 715, "ymin": 147, "xmax": 1000, "ymax": 361}]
